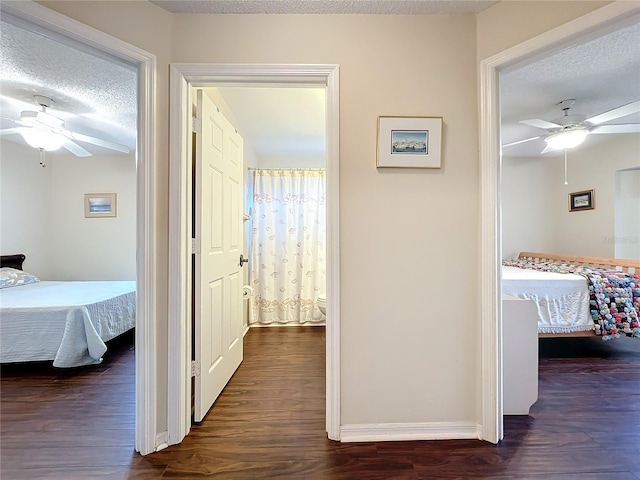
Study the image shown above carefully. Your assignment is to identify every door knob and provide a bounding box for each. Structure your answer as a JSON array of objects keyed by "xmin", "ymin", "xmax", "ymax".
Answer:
[{"xmin": 239, "ymin": 254, "xmax": 249, "ymax": 267}]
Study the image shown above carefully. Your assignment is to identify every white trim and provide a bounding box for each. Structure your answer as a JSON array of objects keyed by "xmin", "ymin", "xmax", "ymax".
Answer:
[
  {"xmin": 135, "ymin": 36, "xmax": 158, "ymax": 459},
  {"xmin": 479, "ymin": 53, "xmax": 502, "ymax": 445},
  {"xmin": 0, "ymin": 0, "xmax": 157, "ymax": 456},
  {"xmin": 340, "ymin": 422, "xmax": 480, "ymax": 443},
  {"xmin": 168, "ymin": 63, "xmax": 341, "ymax": 445},
  {"xmin": 324, "ymin": 65, "xmax": 341, "ymax": 441},
  {"xmin": 479, "ymin": 1, "xmax": 640, "ymax": 444},
  {"xmin": 155, "ymin": 431, "xmax": 169, "ymax": 451},
  {"xmin": 249, "ymin": 323, "xmax": 326, "ymax": 328},
  {"xmin": 168, "ymin": 65, "xmax": 192, "ymax": 445}
]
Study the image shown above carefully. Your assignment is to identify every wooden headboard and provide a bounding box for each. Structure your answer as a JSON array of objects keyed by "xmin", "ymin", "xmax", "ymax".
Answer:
[
  {"xmin": 518, "ymin": 252, "xmax": 640, "ymax": 273},
  {"xmin": 1, "ymin": 254, "xmax": 26, "ymax": 270}
]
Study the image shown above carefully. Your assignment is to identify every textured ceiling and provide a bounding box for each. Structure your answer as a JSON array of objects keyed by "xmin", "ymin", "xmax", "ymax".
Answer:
[
  {"xmin": 2, "ymin": 6, "xmax": 638, "ymax": 161},
  {"xmin": 0, "ymin": 19, "xmax": 137, "ymax": 155},
  {"xmin": 150, "ymin": 0, "xmax": 497, "ymax": 15},
  {"xmin": 501, "ymin": 21, "xmax": 640, "ymax": 157}
]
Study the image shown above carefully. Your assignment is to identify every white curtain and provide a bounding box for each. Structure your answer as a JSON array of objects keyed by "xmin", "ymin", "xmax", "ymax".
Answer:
[{"xmin": 250, "ymin": 169, "xmax": 326, "ymax": 324}]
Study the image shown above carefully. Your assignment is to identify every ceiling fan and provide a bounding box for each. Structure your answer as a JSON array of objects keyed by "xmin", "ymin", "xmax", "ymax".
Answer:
[
  {"xmin": 502, "ymin": 98, "xmax": 640, "ymax": 154},
  {"xmin": 0, "ymin": 95, "xmax": 130, "ymax": 159}
]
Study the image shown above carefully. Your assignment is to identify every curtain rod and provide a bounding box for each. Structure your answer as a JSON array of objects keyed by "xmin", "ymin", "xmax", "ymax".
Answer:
[{"xmin": 247, "ymin": 167, "xmax": 325, "ymax": 171}]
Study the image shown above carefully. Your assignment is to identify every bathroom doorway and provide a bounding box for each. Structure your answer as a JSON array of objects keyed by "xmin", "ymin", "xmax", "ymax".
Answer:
[
  {"xmin": 204, "ymin": 86, "xmax": 327, "ymax": 328},
  {"xmin": 168, "ymin": 63, "xmax": 341, "ymax": 445}
]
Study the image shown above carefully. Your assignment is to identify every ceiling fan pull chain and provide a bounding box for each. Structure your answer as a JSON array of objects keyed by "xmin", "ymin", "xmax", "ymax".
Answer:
[
  {"xmin": 563, "ymin": 149, "xmax": 568, "ymax": 185},
  {"xmin": 39, "ymin": 148, "xmax": 46, "ymax": 168}
]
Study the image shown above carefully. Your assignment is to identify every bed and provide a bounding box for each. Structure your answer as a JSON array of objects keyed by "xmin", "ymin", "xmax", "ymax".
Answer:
[
  {"xmin": 502, "ymin": 252, "xmax": 640, "ymax": 339},
  {"xmin": 0, "ymin": 254, "xmax": 136, "ymax": 367}
]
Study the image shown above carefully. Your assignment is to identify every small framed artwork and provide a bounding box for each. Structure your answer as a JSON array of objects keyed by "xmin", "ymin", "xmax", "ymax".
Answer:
[
  {"xmin": 569, "ymin": 189, "xmax": 595, "ymax": 212},
  {"xmin": 85, "ymin": 193, "xmax": 117, "ymax": 218},
  {"xmin": 377, "ymin": 116, "xmax": 442, "ymax": 168}
]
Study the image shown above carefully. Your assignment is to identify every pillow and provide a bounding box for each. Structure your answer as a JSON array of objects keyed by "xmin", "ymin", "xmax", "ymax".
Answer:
[{"xmin": 0, "ymin": 267, "xmax": 40, "ymax": 289}]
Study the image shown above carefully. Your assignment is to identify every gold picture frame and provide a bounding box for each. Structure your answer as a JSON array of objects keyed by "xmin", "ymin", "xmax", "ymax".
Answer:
[
  {"xmin": 84, "ymin": 193, "xmax": 117, "ymax": 218},
  {"xmin": 569, "ymin": 189, "xmax": 595, "ymax": 212},
  {"xmin": 377, "ymin": 116, "xmax": 442, "ymax": 168}
]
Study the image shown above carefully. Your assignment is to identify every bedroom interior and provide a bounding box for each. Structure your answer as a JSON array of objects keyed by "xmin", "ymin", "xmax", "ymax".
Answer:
[
  {"xmin": 0, "ymin": 19, "xmax": 138, "ymax": 363},
  {"xmin": 499, "ymin": 18, "xmax": 640, "ymax": 345}
]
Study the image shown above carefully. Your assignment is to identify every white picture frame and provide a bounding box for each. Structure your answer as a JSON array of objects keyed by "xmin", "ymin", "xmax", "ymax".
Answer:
[
  {"xmin": 377, "ymin": 116, "xmax": 443, "ymax": 168},
  {"xmin": 84, "ymin": 193, "xmax": 117, "ymax": 218}
]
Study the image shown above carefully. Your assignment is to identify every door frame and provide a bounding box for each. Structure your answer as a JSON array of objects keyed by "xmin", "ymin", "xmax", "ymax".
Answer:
[
  {"xmin": 479, "ymin": 1, "xmax": 640, "ymax": 443},
  {"xmin": 167, "ymin": 63, "xmax": 341, "ymax": 444},
  {"xmin": 1, "ymin": 1, "xmax": 158, "ymax": 455}
]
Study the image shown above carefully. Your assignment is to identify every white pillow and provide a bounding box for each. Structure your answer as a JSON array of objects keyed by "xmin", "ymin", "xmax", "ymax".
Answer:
[{"xmin": 0, "ymin": 267, "xmax": 40, "ymax": 289}]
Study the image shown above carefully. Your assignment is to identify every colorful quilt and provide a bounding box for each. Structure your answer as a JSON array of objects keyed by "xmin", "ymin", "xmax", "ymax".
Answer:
[{"xmin": 503, "ymin": 258, "xmax": 640, "ymax": 340}]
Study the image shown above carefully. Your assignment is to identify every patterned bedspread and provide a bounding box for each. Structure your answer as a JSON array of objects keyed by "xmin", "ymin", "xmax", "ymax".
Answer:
[{"xmin": 503, "ymin": 258, "xmax": 640, "ymax": 340}]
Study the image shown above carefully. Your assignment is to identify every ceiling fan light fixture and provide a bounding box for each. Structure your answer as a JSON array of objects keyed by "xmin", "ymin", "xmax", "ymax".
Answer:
[
  {"xmin": 17, "ymin": 127, "xmax": 65, "ymax": 151},
  {"xmin": 545, "ymin": 128, "xmax": 588, "ymax": 150}
]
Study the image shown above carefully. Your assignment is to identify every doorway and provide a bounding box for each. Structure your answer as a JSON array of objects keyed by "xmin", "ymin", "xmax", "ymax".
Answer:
[
  {"xmin": 479, "ymin": 2, "xmax": 640, "ymax": 444},
  {"xmin": 168, "ymin": 64, "xmax": 341, "ymax": 445},
  {"xmin": 1, "ymin": 1, "xmax": 157, "ymax": 455},
  {"xmin": 214, "ymin": 85, "xmax": 327, "ymax": 327}
]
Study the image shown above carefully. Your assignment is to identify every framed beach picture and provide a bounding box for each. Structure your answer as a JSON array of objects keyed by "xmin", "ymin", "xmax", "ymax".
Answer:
[
  {"xmin": 377, "ymin": 116, "xmax": 442, "ymax": 168},
  {"xmin": 568, "ymin": 189, "xmax": 594, "ymax": 212},
  {"xmin": 85, "ymin": 193, "xmax": 117, "ymax": 218}
]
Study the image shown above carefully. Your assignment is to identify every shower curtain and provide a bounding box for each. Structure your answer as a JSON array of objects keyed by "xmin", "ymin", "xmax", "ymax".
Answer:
[{"xmin": 250, "ymin": 168, "xmax": 326, "ymax": 324}]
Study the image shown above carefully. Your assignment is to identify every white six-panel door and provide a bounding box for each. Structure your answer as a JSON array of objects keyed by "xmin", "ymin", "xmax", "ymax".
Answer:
[{"xmin": 194, "ymin": 89, "xmax": 244, "ymax": 422}]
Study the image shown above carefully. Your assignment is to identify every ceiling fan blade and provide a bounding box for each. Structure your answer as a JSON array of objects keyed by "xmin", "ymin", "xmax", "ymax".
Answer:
[
  {"xmin": 586, "ymin": 100, "xmax": 640, "ymax": 125},
  {"xmin": 520, "ymin": 119, "xmax": 563, "ymax": 130},
  {"xmin": 20, "ymin": 110, "xmax": 64, "ymax": 129},
  {"xmin": 66, "ymin": 131, "xmax": 130, "ymax": 153},
  {"xmin": 590, "ymin": 124, "xmax": 640, "ymax": 134},
  {"xmin": 61, "ymin": 138, "xmax": 92, "ymax": 157},
  {"xmin": 502, "ymin": 135, "xmax": 542, "ymax": 148},
  {"xmin": 540, "ymin": 144, "xmax": 556, "ymax": 154},
  {"xmin": 0, "ymin": 128, "xmax": 20, "ymax": 136}
]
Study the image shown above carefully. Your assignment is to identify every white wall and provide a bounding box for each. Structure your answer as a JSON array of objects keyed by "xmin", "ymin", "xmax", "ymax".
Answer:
[
  {"xmin": 0, "ymin": 140, "xmax": 53, "ymax": 277},
  {"xmin": 503, "ymin": 134, "xmax": 640, "ymax": 259},
  {"xmin": 255, "ymin": 155, "xmax": 325, "ymax": 168},
  {"xmin": 553, "ymin": 135, "xmax": 640, "ymax": 257},
  {"xmin": 502, "ymin": 155, "xmax": 559, "ymax": 259},
  {"xmin": 0, "ymin": 140, "xmax": 136, "ymax": 280},
  {"xmin": 171, "ymin": 13, "xmax": 480, "ymax": 427},
  {"xmin": 49, "ymin": 153, "xmax": 137, "ymax": 280},
  {"xmin": 615, "ymin": 168, "xmax": 640, "ymax": 260}
]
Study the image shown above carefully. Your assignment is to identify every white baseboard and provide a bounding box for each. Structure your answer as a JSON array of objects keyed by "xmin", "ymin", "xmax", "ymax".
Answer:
[
  {"xmin": 249, "ymin": 322, "xmax": 326, "ymax": 328},
  {"xmin": 339, "ymin": 422, "xmax": 481, "ymax": 443}
]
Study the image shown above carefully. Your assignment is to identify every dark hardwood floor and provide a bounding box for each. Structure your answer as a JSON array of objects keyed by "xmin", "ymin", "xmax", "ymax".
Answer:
[{"xmin": 3, "ymin": 327, "xmax": 640, "ymax": 479}]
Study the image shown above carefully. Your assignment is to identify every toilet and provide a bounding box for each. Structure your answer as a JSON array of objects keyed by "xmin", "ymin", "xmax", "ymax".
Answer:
[{"xmin": 317, "ymin": 294, "xmax": 326, "ymax": 316}]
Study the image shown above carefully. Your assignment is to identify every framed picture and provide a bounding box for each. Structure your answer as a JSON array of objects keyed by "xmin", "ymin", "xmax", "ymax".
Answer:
[
  {"xmin": 569, "ymin": 189, "xmax": 595, "ymax": 212},
  {"xmin": 84, "ymin": 193, "xmax": 117, "ymax": 218},
  {"xmin": 377, "ymin": 116, "xmax": 442, "ymax": 168}
]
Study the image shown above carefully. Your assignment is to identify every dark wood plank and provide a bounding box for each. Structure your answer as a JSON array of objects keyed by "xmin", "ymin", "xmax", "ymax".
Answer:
[{"xmin": 3, "ymin": 327, "xmax": 640, "ymax": 479}]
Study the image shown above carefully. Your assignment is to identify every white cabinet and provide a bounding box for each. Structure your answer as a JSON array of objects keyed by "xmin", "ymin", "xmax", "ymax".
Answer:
[{"xmin": 503, "ymin": 294, "xmax": 539, "ymax": 415}]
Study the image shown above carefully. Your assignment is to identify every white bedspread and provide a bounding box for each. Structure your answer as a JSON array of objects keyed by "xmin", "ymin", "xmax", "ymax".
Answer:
[
  {"xmin": 0, "ymin": 281, "xmax": 135, "ymax": 367},
  {"xmin": 502, "ymin": 266, "xmax": 593, "ymax": 334}
]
